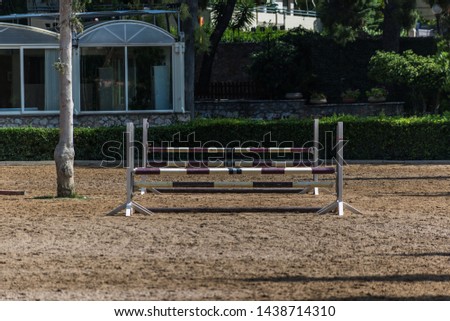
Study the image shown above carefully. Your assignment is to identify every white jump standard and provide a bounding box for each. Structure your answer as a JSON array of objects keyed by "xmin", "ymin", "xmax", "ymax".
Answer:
[
  {"xmin": 107, "ymin": 120, "xmax": 361, "ymax": 216},
  {"xmin": 317, "ymin": 122, "xmax": 361, "ymax": 215}
]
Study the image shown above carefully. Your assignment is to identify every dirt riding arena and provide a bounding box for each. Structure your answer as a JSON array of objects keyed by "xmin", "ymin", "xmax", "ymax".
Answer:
[{"xmin": 1, "ymin": 163, "xmax": 449, "ymax": 300}]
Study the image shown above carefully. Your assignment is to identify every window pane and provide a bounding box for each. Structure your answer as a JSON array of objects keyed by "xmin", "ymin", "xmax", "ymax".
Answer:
[
  {"xmin": 80, "ymin": 47, "xmax": 125, "ymax": 111},
  {"xmin": 0, "ymin": 49, "xmax": 20, "ymax": 110},
  {"xmin": 24, "ymin": 49, "xmax": 44, "ymax": 110},
  {"xmin": 24, "ymin": 49, "xmax": 60, "ymax": 111},
  {"xmin": 127, "ymin": 47, "xmax": 172, "ymax": 111}
]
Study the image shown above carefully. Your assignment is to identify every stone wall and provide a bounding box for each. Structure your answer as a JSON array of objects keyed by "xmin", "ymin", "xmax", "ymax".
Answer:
[
  {"xmin": 0, "ymin": 101, "xmax": 404, "ymax": 128},
  {"xmin": 0, "ymin": 113, "xmax": 190, "ymax": 128},
  {"xmin": 195, "ymin": 100, "xmax": 404, "ymax": 119},
  {"xmin": 195, "ymin": 100, "xmax": 305, "ymax": 119}
]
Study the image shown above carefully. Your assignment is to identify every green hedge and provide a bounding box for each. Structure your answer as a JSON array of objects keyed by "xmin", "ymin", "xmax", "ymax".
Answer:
[{"xmin": 0, "ymin": 115, "xmax": 449, "ymax": 161}]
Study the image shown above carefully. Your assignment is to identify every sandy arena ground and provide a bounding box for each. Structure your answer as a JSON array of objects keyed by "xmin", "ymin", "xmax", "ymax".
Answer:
[{"xmin": 0, "ymin": 163, "xmax": 449, "ymax": 300}]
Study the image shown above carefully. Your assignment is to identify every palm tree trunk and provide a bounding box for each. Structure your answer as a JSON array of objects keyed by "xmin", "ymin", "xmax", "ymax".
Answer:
[
  {"xmin": 197, "ymin": 0, "xmax": 238, "ymax": 95},
  {"xmin": 183, "ymin": 0, "xmax": 198, "ymax": 118},
  {"xmin": 382, "ymin": 1, "xmax": 401, "ymax": 52},
  {"xmin": 54, "ymin": 0, "xmax": 75, "ymax": 197}
]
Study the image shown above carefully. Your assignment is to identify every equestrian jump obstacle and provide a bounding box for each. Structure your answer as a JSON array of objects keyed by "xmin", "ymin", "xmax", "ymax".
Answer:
[
  {"xmin": 107, "ymin": 119, "xmax": 361, "ymax": 216},
  {"xmin": 141, "ymin": 118, "xmax": 322, "ymax": 196}
]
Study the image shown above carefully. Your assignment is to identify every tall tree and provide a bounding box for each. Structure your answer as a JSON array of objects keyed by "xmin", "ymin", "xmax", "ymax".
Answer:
[
  {"xmin": 317, "ymin": 0, "xmax": 416, "ymax": 50},
  {"xmin": 182, "ymin": 0, "xmax": 199, "ymax": 118},
  {"xmin": 229, "ymin": 0, "xmax": 255, "ymax": 36},
  {"xmin": 423, "ymin": 0, "xmax": 450, "ymax": 11},
  {"xmin": 382, "ymin": 0, "xmax": 416, "ymax": 52},
  {"xmin": 316, "ymin": 0, "xmax": 380, "ymax": 45},
  {"xmin": 197, "ymin": 0, "xmax": 238, "ymax": 95},
  {"xmin": 54, "ymin": 0, "xmax": 75, "ymax": 197},
  {"xmin": 0, "ymin": 0, "xmax": 27, "ymax": 14},
  {"xmin": 423, "ymin": 0, "xmax": 450, "ymax": 36}
]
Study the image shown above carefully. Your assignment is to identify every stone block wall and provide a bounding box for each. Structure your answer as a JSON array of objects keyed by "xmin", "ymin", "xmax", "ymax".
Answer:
[
  {"xmin": 0, "ymin": 113, "xmax": 190, "ymax": 128},
  {"xmin": 0, "ymin": 100, "xmax": 403, "ymax": 128},
  {"xmin": 195, "ymin": 100, "xmax": 404, "ymax": 119}
]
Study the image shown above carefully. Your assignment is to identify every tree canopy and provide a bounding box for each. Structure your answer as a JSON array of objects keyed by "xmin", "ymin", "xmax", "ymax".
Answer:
[
  {"xmin": 316, "ymin": 0, "xmax": 417, "ymax": 50},
  {"xmin": 316, "ymin": 0, "xmax": 381, "ymax": 44}
]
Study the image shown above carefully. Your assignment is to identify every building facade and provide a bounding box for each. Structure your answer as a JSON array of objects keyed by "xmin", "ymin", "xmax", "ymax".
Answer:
[{"xmin": 0, "ymin": 9, "xmax": 186, "ymax": 127}]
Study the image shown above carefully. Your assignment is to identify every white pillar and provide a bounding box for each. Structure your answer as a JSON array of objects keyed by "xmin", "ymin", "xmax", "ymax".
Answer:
[{"xmin": 172, "ymin": 42, "xmax": 185, "ymax": 113}]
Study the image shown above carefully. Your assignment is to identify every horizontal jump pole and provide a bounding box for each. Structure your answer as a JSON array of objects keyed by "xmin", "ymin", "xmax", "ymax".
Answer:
[
  {"xmin": 134, "ymin": 167, "xmax": 335, "ymax": 175},
  {"xmin": 145, "ymin": 207, "xmax": 324, "ymax": 213},
  {"xmin": 134, "ymin": 180, "xmax": 334, "ymax": 189},
  {"xmin": 148, "ymin": 188, "xmax": 309, "ymax": 193},
  {"xmin": 0, "ymin": 190, "xmax": 26, "ymax": 195},
  {"xmin": 146, "ymin": 160, "xmax": 315, "ymax": 168},
  {"xmin": 148, "ymin": 147, "xmax": 313, "ymax": 154}
]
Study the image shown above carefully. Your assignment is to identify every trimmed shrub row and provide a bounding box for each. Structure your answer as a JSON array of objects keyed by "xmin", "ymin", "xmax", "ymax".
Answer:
[{"xmin": 0, "ymin": 115, "xmax": 449, "ymax": 161}]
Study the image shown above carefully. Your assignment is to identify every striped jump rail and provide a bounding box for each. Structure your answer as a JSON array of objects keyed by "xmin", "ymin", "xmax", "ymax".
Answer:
[
  {"xmin": 0, "ymin": 190, "xmax": 26, "ymax": 196},
  {"xmin": 134, "ymin": 167, "xmax": 335, "ymax": 175},
  {"xmin": 147, "ymin": 147, "xmax": 313, "ymax": 154},
  {"xmin": 107, "ymin": 120, "xmax": 362, "ymax": 217},
  {"xmin": 134, "ymin": 180, "xmax": 335, "ymax": 194},
  {"xmin": 134, "ymin": 181, "xmax": 335, "ymax": 189},
  {"xmin": 146, "ymin": 160, "xmax": 315, "ymax": 168}
]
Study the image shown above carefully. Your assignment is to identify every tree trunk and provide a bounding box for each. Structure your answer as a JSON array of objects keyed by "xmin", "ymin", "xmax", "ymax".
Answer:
[
  {"xmin": 183, "ymin": 0, "xmax": 198, "ymax": 118},
  {"xmin": 54, "ymin": 0, "xmax": 75, "ymax": 197},
  {"xmin": 382, "ymin": 2, "xmax": 401, "ymax": 52},
  {"xmin": 197, "ymin": 0, "xmax": 238, "ymax": 95}
]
